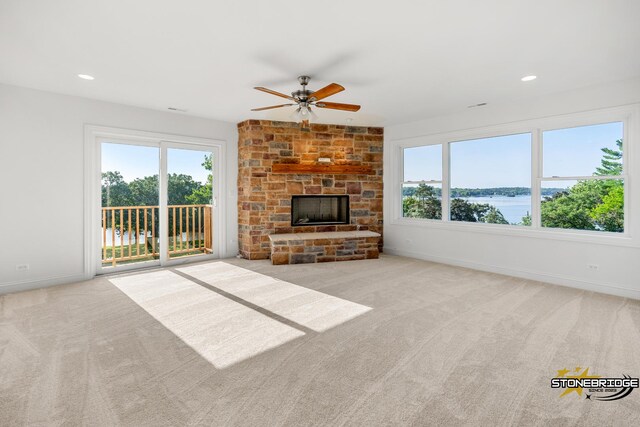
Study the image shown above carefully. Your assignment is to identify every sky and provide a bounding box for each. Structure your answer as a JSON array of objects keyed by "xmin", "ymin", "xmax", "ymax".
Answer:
[
  {"xmin": 101, "ymin": 143, "xmax": 212, "ymax": 183},
  {"xmin": 404, "ymin": 122, "xmax": 623, "ymax": 188}
]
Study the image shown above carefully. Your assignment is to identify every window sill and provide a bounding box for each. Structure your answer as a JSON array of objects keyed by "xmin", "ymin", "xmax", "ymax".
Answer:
[{"xmin": 389, "ymin": 217, "xmax": 638, "ymax": 248}]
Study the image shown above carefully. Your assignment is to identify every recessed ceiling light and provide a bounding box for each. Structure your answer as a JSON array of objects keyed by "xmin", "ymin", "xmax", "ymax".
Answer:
[
  {"xmin": 521, "ymin": 75, "xmax": 537, "ymax": 82},
  {"xmin": 77, "ymin": 74, "xmax": 95, "ymax": 80}
]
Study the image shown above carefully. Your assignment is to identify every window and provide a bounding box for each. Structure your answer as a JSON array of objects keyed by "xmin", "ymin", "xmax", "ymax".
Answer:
[
  {"xmin": 449, "ymin": 133, "xmax": 531, "ymax": 226},
  {"xmin": 541, "ymin": 122, "xmax": 624, "ymax": 232},
  {"xmin": 402, "ymin": 144, "xmax": 442, "ymax": 219},
  {"xmin": 397, "ymin": 111, "xmax": 630, "ymax": 238}
]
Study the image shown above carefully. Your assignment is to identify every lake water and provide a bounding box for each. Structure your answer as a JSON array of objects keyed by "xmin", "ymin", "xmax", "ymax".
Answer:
[{"xmin": 459, "ymin": 195, "xmax": 532, "ymax": 224}]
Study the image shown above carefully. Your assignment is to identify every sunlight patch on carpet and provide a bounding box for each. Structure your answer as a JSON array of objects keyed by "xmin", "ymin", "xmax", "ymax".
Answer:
[
  {"xmin": 109, "ymin": 270, "xmax": 304, "ymax": 369},
  {"xmin": 177, "ymin": 262, "xmax": 372, "ymax": 332}
]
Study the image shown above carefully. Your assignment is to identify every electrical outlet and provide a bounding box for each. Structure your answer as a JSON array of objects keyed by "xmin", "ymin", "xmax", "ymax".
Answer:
[
  {"xmin": 587, "ymin": 264, "xmax": 599, "ymax": 270},
  {"xmin": 16, "ymin": 264, "xmax": 29, "ymax": 271}
]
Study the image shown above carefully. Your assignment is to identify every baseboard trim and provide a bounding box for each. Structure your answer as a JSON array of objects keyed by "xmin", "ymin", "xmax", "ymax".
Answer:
[
  {"xmin": 0, "ymin": 274, "xmax": 88, "ymax": 295},
  {"xmin": 384, "ymin": 247, "xmax": 640, "ymax": 300}
]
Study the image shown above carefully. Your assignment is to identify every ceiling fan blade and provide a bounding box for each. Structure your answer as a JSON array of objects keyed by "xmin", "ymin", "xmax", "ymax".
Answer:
[
  {"xmin": 309, "ymin": 83, "xmax": 344, "ymax": 101},
  {"xmin": 251, "ymin": 103, "xmax": 295, "ymax": 111},
  {"xmin": 254, "ymin": 87, "xmax": 294, "ymax": 100},
  {"xmin": 314, "ymin": 101, "xmax": 361, "ymax": 112}
]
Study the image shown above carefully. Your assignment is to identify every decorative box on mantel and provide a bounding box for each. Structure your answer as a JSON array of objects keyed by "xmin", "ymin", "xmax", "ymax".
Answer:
[{"xmin": 237, "ymin": 120, "xmax": 383, "ymax": 260}]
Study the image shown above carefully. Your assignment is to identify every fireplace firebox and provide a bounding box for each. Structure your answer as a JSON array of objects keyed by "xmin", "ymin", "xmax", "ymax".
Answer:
[{"xmin": 291, "ymin": 195, "xmax": 349, "ymax": 226}]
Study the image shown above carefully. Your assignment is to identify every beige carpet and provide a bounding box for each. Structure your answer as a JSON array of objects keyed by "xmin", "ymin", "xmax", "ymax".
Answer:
[
  {"xmin": 109, "ymin": 269, "xmax": 305, "ymax": 369},
  {"xmin": 1, "ymin": 255, "xmax": 639, "ymax": 426}
]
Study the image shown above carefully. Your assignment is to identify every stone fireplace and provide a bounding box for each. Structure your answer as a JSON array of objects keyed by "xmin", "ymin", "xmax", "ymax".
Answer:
[
  {"xmin": 237, "ymin": 120, "xmax": 383, "ymax": 260},
  {"xmin": 291, "ymin": 195, "xmax": 349, "ymax": 226}
]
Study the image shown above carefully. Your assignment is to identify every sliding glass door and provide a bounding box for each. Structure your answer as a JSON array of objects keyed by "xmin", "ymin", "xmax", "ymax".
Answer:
[
  {"xmin": 166, "ymin": 146, "xmax": 216, "ymax": 261},
  {"xmin": 98, "ymin": 139, "xmax": 219, "ymax": 273}
]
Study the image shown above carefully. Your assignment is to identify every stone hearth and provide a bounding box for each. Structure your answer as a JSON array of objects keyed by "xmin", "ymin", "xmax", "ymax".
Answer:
[
  {"xmin": 269, "ymin": 231, "xmax": 381, "ymax": 265},
  {"xmin": 237, "ymin": 120, "xmax": 383, "ymax": 260}
]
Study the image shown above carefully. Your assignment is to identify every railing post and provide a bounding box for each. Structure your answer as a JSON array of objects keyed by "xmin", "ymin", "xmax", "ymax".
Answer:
[
  {"xmin": 128, "ymin": 208, "xmax": 132, "ymax": 259},
  {"xmin": 111, "ymin": 209, "xmax": 116, "ymax": 267},
  {"xmin": 119, "ymin": 208, "xmax": 124, "ymax": 261},
  {"xmin": 144, "ymin": 208, "xmax": 148, "ymax": 256},
  {"xmin": 152, "ymin": 207, "xmax": 156, "ymax": 256},
  {"xmin": 136, "ymin": 208, "xmax": 140, "ymax": 258},
  {"xmin": 172, "ymin": 207, "xmax": 176, "ymax": 255},
  {"xmin": 204, "ymin": 205, "xmax": 212, "ymax": 253},
  {"xmin": 102, "ymin": 209, "xmax": 106, "ymax": 261},
  {"xmin": 179, "ymin": 207, "xmax": 183, "ymax": 252}
]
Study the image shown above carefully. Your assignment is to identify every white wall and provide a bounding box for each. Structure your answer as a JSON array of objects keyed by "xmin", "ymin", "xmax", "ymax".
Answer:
[
  {"xmin": 384, "ymin": 77, "xmax": 640, "ymax": 299},
  {"xmin": 0, "ymin": 83, "xmax": 238, "ymax": 293}
]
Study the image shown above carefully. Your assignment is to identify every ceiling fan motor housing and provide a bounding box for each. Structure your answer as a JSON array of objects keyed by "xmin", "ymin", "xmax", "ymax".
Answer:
[
  {"xmin": 292, "ymin": 89, "xmax": 313, "ymax": 102},
  {"xmin": 293, "ymin": 76, "xmax": 313, "ymax": 101}
]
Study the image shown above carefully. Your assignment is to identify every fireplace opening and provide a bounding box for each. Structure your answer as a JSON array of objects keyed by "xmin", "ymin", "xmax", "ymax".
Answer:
[{"xmin": 291, "ymin": 195, "xmax": 349, "ymax": 226}]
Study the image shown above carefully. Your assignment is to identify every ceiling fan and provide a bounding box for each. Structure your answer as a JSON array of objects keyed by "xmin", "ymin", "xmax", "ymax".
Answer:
[{"xmin": 251, "ymin": 76, "xmax": 360, "ymax": 124}]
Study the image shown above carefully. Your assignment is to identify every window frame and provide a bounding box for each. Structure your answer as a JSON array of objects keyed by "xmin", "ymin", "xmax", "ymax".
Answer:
[
  {"xmin": 447, "ymin": 131, "xmax": 533, "ymax": 226},
  {"xmin": 538, "ymin": 122, "xmax": 627, "ymax": 233},
  {"xmin": 391, "ymin": 105, "xmax": 637, "ymax": 247},
  {"xmin": 401, "ymin": 143, "xmax": 444, "ymax": 221}
]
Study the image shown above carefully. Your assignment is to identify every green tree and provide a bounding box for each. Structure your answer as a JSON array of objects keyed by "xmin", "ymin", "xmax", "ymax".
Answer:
[
  {"xmin": 482, "ymin": 206, "xmax": 509, "ymax": 224},
  {"xmin": 540, "ymin": 139, "xmax": 624, "ymax": 232},
  {"xmin": 120, "ymin": 172, "xmax": 207, "ymax": 206},
  {"xmin": 590, "ymin": 183, "xmax": 623, "ymax": 232},
  {"xmin": 450, "ymin": 199, "xmax": 510, "ymax": 224},
  {"xmin": 186, "ymin": 154, "xmax": 213, "ymax": 204},
  {"xmin": 102, "ymin": 171, "xmax": 131, "ymax": 207},
  {"xmin": 411, "ymin": 184, "xmax": 442, "ymax": 219},
  {"xmin": 403, "ymin": 186, "xmax": 511, "ymax": 224},
  {"xmin": 402, "ymin": 184, "xmax": 442, "ymax": 219},
  {"xmin": 450, "ymin": 198, "xmax": 480, "ymax": 222},
  {"xmin": 595, "ymin": 139, "xmax": 623, "ymax": 176},
  {"xmin": 168, "ymin": 173, "xmax": 204, "ymax": 205},
  {"xmin": 540, "ymin": 184, "xmax": 598, "ymax": 230},
  {"xmin": 128, "ymin": 175, "xmax": 160, "ymax": 206}
]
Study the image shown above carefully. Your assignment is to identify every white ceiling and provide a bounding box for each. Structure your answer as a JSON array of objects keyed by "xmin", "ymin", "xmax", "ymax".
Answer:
[{"xmin": 1, "ymin": 0, "xmax": 639, "ymax": 126}]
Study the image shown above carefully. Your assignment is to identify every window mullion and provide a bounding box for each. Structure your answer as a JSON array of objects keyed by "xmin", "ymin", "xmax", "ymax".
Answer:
[
  {"xmin": 541, "ymin": 175, "xmax": 622, "ymax": 181},
  {"xmin": 442, "ymin": 142, "xmax": 450, "ymax": 221},
  {"xmin": 532, "ymin": 129, "xmax": 542, "ymax": 228}
]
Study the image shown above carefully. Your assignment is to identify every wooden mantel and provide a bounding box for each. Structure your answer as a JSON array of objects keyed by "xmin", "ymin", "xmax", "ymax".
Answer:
[{"xmin": 272, "ymin": 163, "xmax": 374, "ymax": 175}]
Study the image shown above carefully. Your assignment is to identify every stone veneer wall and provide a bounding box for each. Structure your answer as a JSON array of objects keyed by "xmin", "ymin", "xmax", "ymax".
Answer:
[{"xmin": 237, "ymin": 120, "xmax": 383, "ymax": 260}]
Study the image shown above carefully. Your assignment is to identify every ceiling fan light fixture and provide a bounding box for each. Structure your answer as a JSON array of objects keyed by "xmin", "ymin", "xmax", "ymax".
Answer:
[
  {"xmin": 292, "ymin": 104, "xmax": 315, "ymax": 125},
  {"xmin": 308, "ymin": 107, "xmax": 318, "ymax": 121}
]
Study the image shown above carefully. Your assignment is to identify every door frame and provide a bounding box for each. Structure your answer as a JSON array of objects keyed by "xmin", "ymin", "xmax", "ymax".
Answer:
[{"xmin": 84, "ymin": 125, "xmax": 227, "ymax": 278}]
